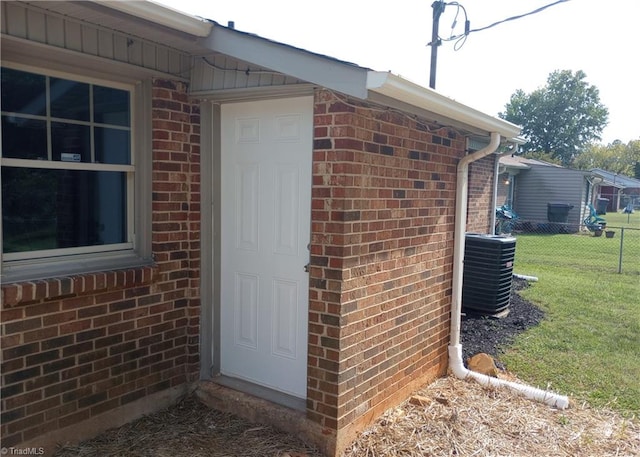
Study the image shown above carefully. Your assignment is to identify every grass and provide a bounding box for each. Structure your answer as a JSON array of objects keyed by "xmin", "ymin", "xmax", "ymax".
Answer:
[
  {"xmin": 501, "ymin": 210, "xmax": 640, "ymax": 416},
  {"xmin": 523, "ymin": 210, "xmax": 640, "ymax": 274}
]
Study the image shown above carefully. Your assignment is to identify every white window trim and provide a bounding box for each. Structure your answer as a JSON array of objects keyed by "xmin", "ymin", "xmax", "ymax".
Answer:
[
  {"xmin": 1, "ymin": 158, "xmax": 134, "ymax": 172},
  {"xmin": 1, "ymin": 61, "xmax": 153, "ymax": 284}
]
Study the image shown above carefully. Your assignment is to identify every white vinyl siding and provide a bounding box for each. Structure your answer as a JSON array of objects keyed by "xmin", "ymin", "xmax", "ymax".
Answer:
[{"xmin": 512, "ymin": 165, "xmax": 590, "ymax": 227}]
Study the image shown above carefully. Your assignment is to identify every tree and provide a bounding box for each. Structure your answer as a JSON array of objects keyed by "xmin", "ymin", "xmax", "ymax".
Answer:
[
  {"xmin": 500, "ymin": 70, "xmax": 609, "ymax": 167},
  {"xmin": 573, "ymin": 139, "xmax": 640, "ymax": 177}
]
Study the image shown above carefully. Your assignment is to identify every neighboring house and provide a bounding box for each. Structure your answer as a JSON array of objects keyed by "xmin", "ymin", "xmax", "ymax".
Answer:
[
  {"xmin": 496, "ymin": 154, "xmax": 531, "ymax": 208},
  {"xmin": 591, "ymin": 168, "xmax": 640, "ymax": 211},
  {"xmin": 498, "ymin": 155, "xmax": 607, "ymax": 231},
  {"xmin": 0, "ymin": 2, "xmax": 521, "ymax": 456}
]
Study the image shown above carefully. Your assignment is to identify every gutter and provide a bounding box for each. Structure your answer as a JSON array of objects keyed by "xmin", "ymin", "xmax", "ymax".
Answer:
[
  {"xmin": 92, "ymin": 1, "xmax": 213, "ymax": 37},
  {"xmin": 449, "ymin": 132, "xmax": 569, "ymax": 409},
  {"xmin": 366, "ymin": 72, "xmax": 521, "ymax": 140}
]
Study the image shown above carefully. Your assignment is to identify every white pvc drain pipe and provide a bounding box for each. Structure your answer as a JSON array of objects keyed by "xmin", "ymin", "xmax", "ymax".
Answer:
[{"xmin": 450, "ymin": 132, "xmax": 569, "ymax": 410}]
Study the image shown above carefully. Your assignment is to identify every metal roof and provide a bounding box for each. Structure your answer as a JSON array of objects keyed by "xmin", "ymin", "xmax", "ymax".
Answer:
[{"xmin": 591, "ymin": 168, "xmax": 640, "ymax": 189}]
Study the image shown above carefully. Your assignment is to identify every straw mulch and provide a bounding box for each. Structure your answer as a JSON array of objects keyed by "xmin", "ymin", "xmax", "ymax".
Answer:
[
  {"xmin": 54, "ymin": 375, "xmax": 639, "ymax": 457},
  {"xmin": 53, "ymin": 392, "xmax": 324, "ymax": 457},
  {"xmin": 344, "ymin": 375, "xmax": 639, "ymax": 457}
]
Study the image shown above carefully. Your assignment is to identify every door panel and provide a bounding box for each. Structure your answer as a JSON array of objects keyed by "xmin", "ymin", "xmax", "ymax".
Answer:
[{"xmin": 220, "ymin": 97, "xmax": 312, "ymax": 398}]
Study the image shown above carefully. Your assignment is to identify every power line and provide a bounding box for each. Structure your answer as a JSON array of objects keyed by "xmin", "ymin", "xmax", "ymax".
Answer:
[
  {"xmin": 468, "ymin": 0, "xmax": 570, "ymax": 35},
  {"xmin": 428, "ymin": 0, "xmax": 571, "ymax": 88}
]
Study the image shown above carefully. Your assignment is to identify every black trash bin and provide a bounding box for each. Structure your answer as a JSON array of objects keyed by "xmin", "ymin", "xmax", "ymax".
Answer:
[
  {"xmin": 596, "ymin": 198, "xmax": 609, "ymax": 215},
  {"xmin": 547, "ymin": 202, "xmax": 574, "ymax": 223}
]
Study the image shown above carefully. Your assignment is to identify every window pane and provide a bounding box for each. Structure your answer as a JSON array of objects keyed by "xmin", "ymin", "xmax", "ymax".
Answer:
[
  {"xmin": 1, "ymin": 116, "xmax": 47, "ymax": 160},
  {"xmin": 50, "ymin": 77, "xmax": 90, "ymax": 121},
  {"xmin": 95, "ymin": 127, "xmax": 130, "ymax": 164},
  {"xmin": 51, "ymin": 122, "xmax": 91, "ymax": 163},
  {"xmin": 94, "ymin": 85, "xmax": 130, "ymax": 126},
  {"xmin": 1, "ymin": 67, "xmax": 46, "ymax": 115},
  {"xmin": 2, "ymin": 167, "xmax": 127, "ymax": 253},
  {"xmin": 2, "ymin": 167, "xmax": 57, "ymax": 252}
]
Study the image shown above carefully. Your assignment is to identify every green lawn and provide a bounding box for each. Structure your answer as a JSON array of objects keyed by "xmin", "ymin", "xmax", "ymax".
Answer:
[
  {"xmin": 502, "ymin": 211, "xmax": 640, "ymax": 416},
  {"xmin": 518, "ymin": 210, "xmax": 640, "ymax": 274}
]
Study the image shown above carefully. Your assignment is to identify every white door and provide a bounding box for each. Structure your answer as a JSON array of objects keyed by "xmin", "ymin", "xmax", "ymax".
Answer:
[{"xmin": 220, "ymin": 97, "xmax": 312, "ymax": 398}]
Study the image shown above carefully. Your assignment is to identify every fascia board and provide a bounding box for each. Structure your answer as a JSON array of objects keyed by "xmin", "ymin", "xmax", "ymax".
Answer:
[
  {"xmin": 199, "ymin": 26, "xmax": 369, "ymax": 99},
  {"xmin": 366, "ymin": 71, "xmax": 521, "ymax": 140},
  {"xmin": 91, "ymin": 0, "xmax": 212, "ymax": 37}
]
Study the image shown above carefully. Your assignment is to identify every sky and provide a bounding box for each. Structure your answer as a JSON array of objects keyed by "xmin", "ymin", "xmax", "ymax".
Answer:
[{"xmin": 155, "ymin": 0, "xmax": 638, "ymax": 144}]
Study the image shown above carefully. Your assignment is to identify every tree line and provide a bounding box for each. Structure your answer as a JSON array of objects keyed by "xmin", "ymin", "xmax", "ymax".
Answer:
[{"xmin": 499, "ymin": 69, "xmax": 640, "ymax": 179}]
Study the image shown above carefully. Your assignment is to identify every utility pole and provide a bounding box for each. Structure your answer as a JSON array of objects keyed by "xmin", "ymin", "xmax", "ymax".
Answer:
[{"xmin": 428, "ymin": 0, "xmax": 446, "ymax": 89}]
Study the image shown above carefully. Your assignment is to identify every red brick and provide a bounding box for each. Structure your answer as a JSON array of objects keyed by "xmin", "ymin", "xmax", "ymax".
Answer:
[
  {"xmin": 1, "ymin": 307, "xmax": 25, "ymax": 322},
  {"xmin": 43, "ymin": 310, "xmax": 77, "ymax": 326},
  {"xmin": 61, "ymin": 296, "xmax": 95, "ymax": 310},
  {"xmin": 77, "ymin": 304, "xmax": 108, "ymax": 319},
  {"xmin": 0, "ymin": 334, "xmax": 22, "ymax": 349},
  {"xmin": 1, "ymin": 284, "xmax": 20, "ymax": 306},
  {"xmin": 25, "ymin": 302, "xmax": 61, "ymax": 317},
  {"xmin": 107, "ymin": 321, "xmax": 135, "ymax": 335},
  {"xmin": 59, "ymin": 319, "xmax": 92, "ymax": 335},
  {"xmin": 8, "ymin": 412, "xmax": 45, "ymax": 434},
  {"xmin": 26, "ymin": 396, "xmax": 61, "ymax": 415},
  {"xmin": 44, "ymin": 401, "xmax": 77, "ymax": 421},
  {"xmin": 5, "ymin": 390, "xmax": 43, "ymax": 410},
  {"xmin": 4, "ymin": 317, "xmax": 42, "ymax": 335},
  {"xmin": 95, "ymin": 291, "xmax": 125, "ymax": 305},
  {"xmin": 93, "ymin": 313, "xmax": 121, "ymax": 328}
]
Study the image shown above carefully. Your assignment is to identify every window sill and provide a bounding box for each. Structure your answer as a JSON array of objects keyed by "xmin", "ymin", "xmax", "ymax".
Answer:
[{"xmin": 1, "ymin": 264, "xmax": 157, "ymax": 308}]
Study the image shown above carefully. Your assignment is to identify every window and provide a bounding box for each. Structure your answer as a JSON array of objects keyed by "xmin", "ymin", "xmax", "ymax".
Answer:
[{"xmin": 1, "ymin": 65, "xmax": 149, "ymax": 282}]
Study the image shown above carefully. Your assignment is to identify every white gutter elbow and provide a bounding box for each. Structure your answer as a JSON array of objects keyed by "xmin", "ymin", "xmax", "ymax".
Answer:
[
  {"xmin": 450, "ymin": 132, "xmax": 569, "ymax": 410},
  {"xmin": 449, "ymin": 345, "xmax": 569, "ymax": 409}
]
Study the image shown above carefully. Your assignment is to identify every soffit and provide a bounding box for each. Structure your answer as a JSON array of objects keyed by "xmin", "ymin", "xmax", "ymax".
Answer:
[{"xmin": 18, "ymin": 0, "xmax": 212, "ymax": 55}]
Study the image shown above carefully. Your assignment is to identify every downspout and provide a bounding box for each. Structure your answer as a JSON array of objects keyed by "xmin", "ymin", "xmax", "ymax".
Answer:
[
  {"xmin": 491, "ymin": 149, "xmax": 514, "ymax": 234},
  {"xmin": 449, "ymin": 132, "xmax": 569, "ymax": 409}
]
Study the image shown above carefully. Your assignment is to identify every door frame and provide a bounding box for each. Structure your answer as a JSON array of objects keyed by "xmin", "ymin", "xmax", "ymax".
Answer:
[{"xmin": 199, "ymin": 95, "xmax": 313, "ymax": 408}]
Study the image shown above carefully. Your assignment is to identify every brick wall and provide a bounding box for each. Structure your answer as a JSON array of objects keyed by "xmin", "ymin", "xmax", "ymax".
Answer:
[
  {"xmin": 467, "ymin": 155, "xmax": 497, "ymax": 233},
  {"xmin": 0, "ymin": 79, "xmax": 201, "ymax": 449},
  {"xmin": 308, "ymin": 90, "xmax": 466, "ymax": 452}
]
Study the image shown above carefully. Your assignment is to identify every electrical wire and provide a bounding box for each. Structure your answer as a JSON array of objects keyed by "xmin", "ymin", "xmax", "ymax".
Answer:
[
  {"xmin": 469, "ymin": 0, "xmax": 570, "ymax": 34},
  {"xmin": 453, "ymin": 34, "xmax": 468, "ymax": 51},
  {"xmin": 437, "ymin": 0, "xmax": 570, "ymax": 49},
  {"xmin": 200, "ymin": 56, "xmax": 282, "ymax": 75},
  {"xmin": 327, "ymin": 89, "xmax": 466, "ymax": 138},
  {"xmin": 443, "ymin": 2, "xmax": 468, "ymax": 42}
]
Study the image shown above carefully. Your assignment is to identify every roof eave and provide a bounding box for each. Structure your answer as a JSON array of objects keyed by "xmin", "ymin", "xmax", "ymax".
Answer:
[
  {"xmin": 90, "ymin": 0, "xmax": 213, "ymax": 37},
  {"xmin": 199, "ymin": 25, "xmax": 370, "ymax": 99},
  {"xmin": 366, "ymin": 71, "xmax": 522, "ymax": 141}
]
